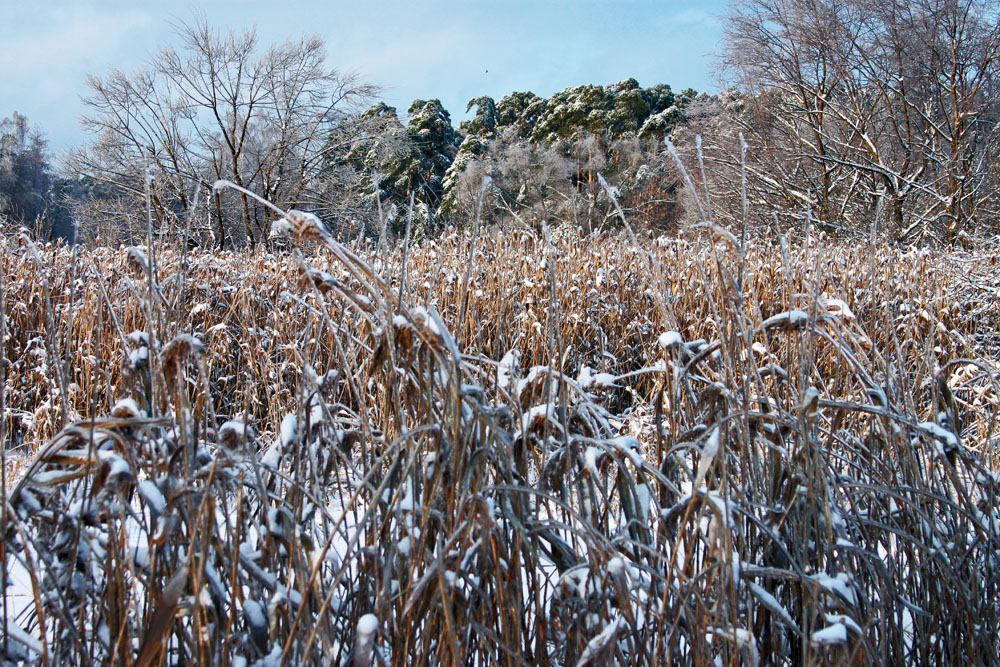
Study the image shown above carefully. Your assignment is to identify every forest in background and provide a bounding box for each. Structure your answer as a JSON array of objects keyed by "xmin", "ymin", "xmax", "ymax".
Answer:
[{"xmin": 3, "ymin": 0, "xmax": 999, "ymax": 247}]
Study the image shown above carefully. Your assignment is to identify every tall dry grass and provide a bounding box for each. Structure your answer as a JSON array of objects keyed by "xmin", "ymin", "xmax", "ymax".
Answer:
[{"xmin": 1, "ymin": 203, "xmax": 1000, "ymax": 664}]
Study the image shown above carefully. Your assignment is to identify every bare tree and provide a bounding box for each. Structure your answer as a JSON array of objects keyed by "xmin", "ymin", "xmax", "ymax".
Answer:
[
  {"xmin": 720, "ymin": 0, "xmax": 1000, "ymax": 241},
  {"xmin": 69, "ymin": 18, "xmax": 376, "ymax": 247}
]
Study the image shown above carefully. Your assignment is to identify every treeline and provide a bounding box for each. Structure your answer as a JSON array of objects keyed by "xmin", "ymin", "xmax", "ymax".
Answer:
[
  {"xmin": 4, "ymin": 0, "xmax": 1000, "ymax": 246},
  {"xmin": 342, "ymin": 81, "xmax": 694, "ymax": 238},
  {"xmin": 0, "ymin": 21, "xmax": 696, "ymax": 246},
  {"xmin": 62, "ymin": 17, "xmax": 698, "ymax": 247},
  {"xmin": 0, "ymin": 113, "xmax": 76, "ymax": 241}
]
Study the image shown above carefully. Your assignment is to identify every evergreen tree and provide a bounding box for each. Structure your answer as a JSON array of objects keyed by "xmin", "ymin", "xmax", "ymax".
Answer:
[
  {"xmin": 525, "ymin": 80, "xmax": 690, "ymax": 144},
  {"xmin": 344, "ymin": 99, "xmax": 461, "ymax": 233},
  {"xmin": 346, "ymin": 103, "xmax": 421, "ymax": 213},
  {"xmin": 495, "ymin": 91, "xmax": 547, "ymax": 139},
  {"xmin": 405, "ymin": 99, "xmax": 461, "ymax": 207},
  {"xmin": 353, "ymin": 80, "xmax": 694, "ymax": 230},
  {"xmin": 459, "ymin": 96, "xmax": 499, "ymax": 138}
]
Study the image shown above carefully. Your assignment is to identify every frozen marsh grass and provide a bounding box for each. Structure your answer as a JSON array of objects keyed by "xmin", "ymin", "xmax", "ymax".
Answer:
[{"xmin": 2, "ymin": 217, "xmax": 1000, "ymax": 664}]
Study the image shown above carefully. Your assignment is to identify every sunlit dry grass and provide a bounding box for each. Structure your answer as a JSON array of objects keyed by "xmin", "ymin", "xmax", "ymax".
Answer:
[{"xmin": 2, "ymin": 221, "xmax": 1000, "ymax": 664}]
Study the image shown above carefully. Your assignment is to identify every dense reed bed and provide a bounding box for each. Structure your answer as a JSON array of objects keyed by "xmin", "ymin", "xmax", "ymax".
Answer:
[{"xmin": 2, "ymin": 219, "xmax": 1000, "ymax": 664}]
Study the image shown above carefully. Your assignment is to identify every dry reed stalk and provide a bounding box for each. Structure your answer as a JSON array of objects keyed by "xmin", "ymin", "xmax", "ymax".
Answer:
[{"xmin": 0, "ymin": 208, "xmax": 999, "ymax": 663}]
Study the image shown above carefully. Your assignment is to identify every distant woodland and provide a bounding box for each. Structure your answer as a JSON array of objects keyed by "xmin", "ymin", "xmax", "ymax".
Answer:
[{"xmin": 3, "ymin": 0, "xmax": 999, "ymax": 246}]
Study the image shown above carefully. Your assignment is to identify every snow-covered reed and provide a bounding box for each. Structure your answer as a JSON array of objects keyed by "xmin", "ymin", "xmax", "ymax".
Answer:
[{"xmin": 2, "ymin": 212, "xmax": 1000, "ymax": 663}]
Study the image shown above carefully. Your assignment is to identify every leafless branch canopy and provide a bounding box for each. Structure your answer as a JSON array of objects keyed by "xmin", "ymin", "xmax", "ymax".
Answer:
[
  {"xmin": 70, "ymin": 18, "xmax": 377, "ymax": 247},
  {"xmin": 718, "ymin": 0, "xmax": 1000, "ymax": 242}
]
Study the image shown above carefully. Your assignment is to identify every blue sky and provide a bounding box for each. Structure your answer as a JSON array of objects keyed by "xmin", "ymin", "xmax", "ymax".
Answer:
[{"xmin": 1, "ymin": 0, "xmax": 727, "ymax": 154}]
